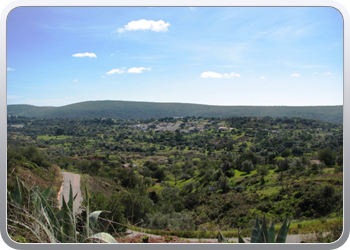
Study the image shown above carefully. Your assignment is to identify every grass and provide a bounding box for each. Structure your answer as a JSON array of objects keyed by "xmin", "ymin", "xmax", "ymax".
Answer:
[
  {"xmin": 130, "ymin": 217, "xmax": 342, "ymax": 240},
  {"xmin": 37, "ymin": 135, "xmax": 73, "ymax": 140}
]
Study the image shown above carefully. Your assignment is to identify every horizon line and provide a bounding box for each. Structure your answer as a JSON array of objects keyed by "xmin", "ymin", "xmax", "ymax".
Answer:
[{"xmin": 7, "ymin": 99, "xmax": 344, "ymax": 108}]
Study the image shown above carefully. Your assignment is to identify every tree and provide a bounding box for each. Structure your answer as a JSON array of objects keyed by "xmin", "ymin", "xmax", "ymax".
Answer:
[
  {"xmin": 55, "ymin": 128, "xmax": 64, "ymax": 136},
  {"xmin": 318, "ymin": 148, "xmax": 335, "ymax": 167},
  {"xmin": 276, "ymin": 158, "xmax": 289, "ymax": 189},
  {"xmin": 216, "ymin": 176, "xmax": 231, "ymax": 193},
  {"xmin": 238, "ymin": 151, "xmax": 258, "ymax": 168},
  {"xmin": 241, "ymin": 160, "xmax": 255, "ymax": 174},
  {"xmin": 256, "ymin": 165, "xmax": 269, "ymax": 184},
  {"xmin": 153, "ymin": 168, "xmax": 166, "ymax": 182}
]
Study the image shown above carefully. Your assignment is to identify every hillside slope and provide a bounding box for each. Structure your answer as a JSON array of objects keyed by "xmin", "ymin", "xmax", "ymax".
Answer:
[{"xmin": 7, "ymin": 100, "xmax": 343, "ymax": 123}]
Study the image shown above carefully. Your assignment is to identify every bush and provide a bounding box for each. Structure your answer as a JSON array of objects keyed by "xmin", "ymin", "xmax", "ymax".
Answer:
[
  {"xmin": 144, "ymin": 210, "xmax": 195, "ymax": 231},
  {"xmin": 297, "ymin": 184, "xmax": 342, "ymax": 218}
]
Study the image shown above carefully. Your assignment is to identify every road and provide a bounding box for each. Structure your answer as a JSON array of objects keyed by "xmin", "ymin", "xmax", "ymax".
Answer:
[{"xmin": 57, "ymin": 172, "xmax": 83, "ymax": 213}]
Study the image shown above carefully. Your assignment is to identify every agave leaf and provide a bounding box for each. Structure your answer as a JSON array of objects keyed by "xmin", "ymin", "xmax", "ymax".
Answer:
[
  {"xmin": 38, "ymin": 191, "xmax": 62, "ymax": 241},
  {"xmin": 39, "ymin": 206, "xmax": 59, "ymax": 243},
  {"xmin": 268, "ymin": 221, "xmax": 276, "ymax": 243},
  {"xmin": 56, "ymin": 209, "xmax": 62, "ymax": 223},
  {"xmin": 41, "ymin": 184, "xmax": 52, "ymax": 200},
  {"xmin": 238, "ymin": 229, "xmax": 245, "ymax": 243},
  {"xmin": 13, "ymin": 176, "xmax": 23, "ymax": 205},
  {"xmin": 61, "ymin": 195, "xmax": 76, "ymax": 242},
  {"xmin": 31, "ymin": 191, "xmax": 41, "ymax": 216},
  {"xmin": 84, "ymin": 185, "xmax": 90, "ymax": 238},
  {"xmin": 85, "ymin": 232, "xmax": 118, "ymax": 243},
  {"xmin": 73, "ymin": 192, "xmax": 78, "ymax": 201},
  {"xmin": 275, "ymin": 218, "xmax": 290, "ymax": 243},
  {"xmin": 258, "ymin": 216, "xmax": 268, "ymax": 243},
  {"xmin": 89, "ymin": 210, "xmax": 111, "ymax": 232},
  {"xmin": 217, "ymin": 231, "xmax": 227, "ymax": 243},
  {"xmin": 251, "ymin": 217, "xmax": 261, "ymax": 243},
  {"xmin": 68, "ymin": 182, "xmax": 74, "ymax": 213}
]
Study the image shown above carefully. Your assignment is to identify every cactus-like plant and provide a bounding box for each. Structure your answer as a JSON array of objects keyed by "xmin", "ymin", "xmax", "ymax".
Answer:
[
  {"xmin": 8, "ymin": 176, "xmax": 118, "ymax": 243},
  {"xmin": 239, "ymin": 216, "xmax": 290, "ymax": 243},
  {"xmin": 217, "ymin": 231, "xmax": 227, "ymax": 243}
]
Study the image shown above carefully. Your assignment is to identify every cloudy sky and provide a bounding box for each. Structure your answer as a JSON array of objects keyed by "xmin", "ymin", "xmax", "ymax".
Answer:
[{"xmin": 7, "ymin": 7, "xmax": 343, "ymax": 107}]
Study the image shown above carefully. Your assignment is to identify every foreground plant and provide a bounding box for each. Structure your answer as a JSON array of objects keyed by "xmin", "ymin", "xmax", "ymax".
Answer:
[
  {"xmin": 238, "ymin": 216, "xmax": 290, "ymax": 243},
  {"xmin": 8, "ymin": 176, "xmax": 118, "ymax": 243}
]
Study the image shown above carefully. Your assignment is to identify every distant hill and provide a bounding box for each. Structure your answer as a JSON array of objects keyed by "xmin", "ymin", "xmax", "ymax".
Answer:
[{"xmin": 7, "ymin": 100, "xmax": 343, "ymax": 123}]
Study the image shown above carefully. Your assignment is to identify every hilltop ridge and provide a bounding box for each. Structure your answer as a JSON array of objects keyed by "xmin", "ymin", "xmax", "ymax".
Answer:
[{"xmin": 7, "ymin": 100, "xmax": 343, "ymax": 123}]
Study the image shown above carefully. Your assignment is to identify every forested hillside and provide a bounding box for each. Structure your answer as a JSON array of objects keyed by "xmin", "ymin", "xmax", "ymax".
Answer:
[
  {"xmin": 7, "ymin": 101, "xmax": 343, "ymax": 123},
  {"xmin": 7, "ymin": 115, "xmax": 343, "ymax": 242}
]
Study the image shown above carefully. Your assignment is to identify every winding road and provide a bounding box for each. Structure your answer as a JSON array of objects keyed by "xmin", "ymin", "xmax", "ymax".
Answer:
[{"xmin": 57, "ymin": 172, "xmax": 83, "ymax": 213}]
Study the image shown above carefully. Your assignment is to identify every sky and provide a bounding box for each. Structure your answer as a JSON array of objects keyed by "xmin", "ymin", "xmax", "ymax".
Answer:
[{"xmin": 6, "ymin": 7, "xmax": 344, "ymax": 107}]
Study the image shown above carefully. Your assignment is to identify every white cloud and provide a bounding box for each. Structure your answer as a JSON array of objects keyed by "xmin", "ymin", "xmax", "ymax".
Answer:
[
  {"xmin": 72, "ymin": 78, "xmax": 78, "ymax": 82},
  {"xmin": 190, "ymin": 7, "xmax": 197, "ymax": 11},
  {"xmin": 127, "ymin": 67, "xmax": 152, "ymax": 73},
  {"xmin": 106, "ymin": 68, "xmax": 126, "ymax": 75},
  {"xmin": 260, "ymin": 76, "xmax": 265, "ymax": 79},
  {"xmin": 7, "ymin": 67, "xmax": 15, "ymax": 71},
  {"xmin": 323, "ymin": 71, "xmax": 332, "ymax": 75},
  {"xmin": 72, "ymin": 52, "xmax": 97, "ymax": 58},
  {"xmin": 312, "ymin": 72, "xmax": 319, "ymax": 75},
  {"xmin": 105, "ymin": 67, "xmax": 151, "ymax": 75},
  {"xmin": 291, "ymin": 73, "xmax": 301, "ymax": 77},
  {"xmin": 200, "ymin": 71, "xmax": 241, "ymax": 78},
  {"xmin": 118, "ymin": 19, "xmax": 170, "ymax": 33}
]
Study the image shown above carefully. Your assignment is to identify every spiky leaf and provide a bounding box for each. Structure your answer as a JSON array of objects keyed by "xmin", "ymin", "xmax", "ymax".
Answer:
[
  {"xmin": 41, "ymin": 184, "xmax": 52, "ymax": 200},
  {"xmin": 61, "ymin": 195, "xmax": 76, "ymax": 242},
  {"xmin": 217, "ymin": 231, "xmax": 227, "ymax": 243},
  {"xmin": 84, "ymin": 185, "xmax": 90, "ymax": 238},
  {"xmin": 13, "ymin": 177, "xmax": 23, "ymax": 205},
  {"xmin": 258, "ymin": 216, "xmax": 268, "ymax": 243},
  {"xmin": 275, "ymin": 218, "xmax": 290, "ymax": 243},
  {"xmin": 251, "ymin": 217, "xmax": 261, "ymax": 243},
  {"xmin": 267, "ymin": 221, "xmax": 276, "ymax": 243},
  {"xmin": 38, "ymin": 191, "xmax": 62, "ymax": 241},
  {"xmin": 238, "ymin": 229, "xmax": 245, "ymax": 243},
  {"xmin": 89, "ymin": 210, "xmax": 111, "ymax": 232}
]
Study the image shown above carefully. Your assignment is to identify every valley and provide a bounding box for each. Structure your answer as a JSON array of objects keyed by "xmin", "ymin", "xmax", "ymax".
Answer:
[{"xmin": 7, "ymin": 115, "xmax": 343, "ymax": 243}]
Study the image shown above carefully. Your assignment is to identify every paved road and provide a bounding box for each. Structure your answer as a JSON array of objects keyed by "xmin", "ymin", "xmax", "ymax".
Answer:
[{"xmin": 58, "ymin": 172, "xmax": 83, "ymax": 213}]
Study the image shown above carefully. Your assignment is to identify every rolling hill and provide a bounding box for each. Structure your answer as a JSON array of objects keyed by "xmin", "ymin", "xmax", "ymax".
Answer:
[{"xmin": 7, "ymin": 100, "xmax": 343, "ymax": 123}]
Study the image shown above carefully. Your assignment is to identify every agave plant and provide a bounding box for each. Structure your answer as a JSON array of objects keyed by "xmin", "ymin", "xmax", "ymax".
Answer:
[
  {"xmin": 238, "ymin": 216, "xmax": 290, "ymax": 243},
  {"xmin": 8, "ymin": 176, "xmax": 118, "ymax": 243},
  {"xmin": 217, "ymin": 231, "xmax": 227, "ymax": 243}
]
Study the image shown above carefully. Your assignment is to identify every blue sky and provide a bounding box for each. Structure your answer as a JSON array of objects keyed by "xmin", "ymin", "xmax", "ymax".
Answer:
[{"xmin": 7, "ymin": 7, "xmax": 343, "ymax": 107}]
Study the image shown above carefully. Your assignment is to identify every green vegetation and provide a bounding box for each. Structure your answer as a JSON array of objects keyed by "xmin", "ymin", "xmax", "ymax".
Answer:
[
  {"xmin": 7, "ymin": 100, "xmax": 343, "ymax": 123},
  {"xmin": 7, "ymin": 115, "xmax": 343, "ymax": 243},
  {"xmin": 7, "ymin": 177, "xmax": 117, "ymax": 243},
  {"xmin": 238, "ymin": 217, "xmax": 290, "ymax": 243}
]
